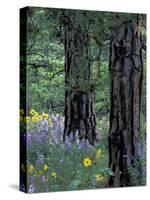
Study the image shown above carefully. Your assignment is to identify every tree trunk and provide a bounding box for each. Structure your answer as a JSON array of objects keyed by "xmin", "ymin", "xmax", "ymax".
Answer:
[
  {"xmin": 108, "ymin": 21, "xmax": 143, "ymax": 186},
  {"xmin": 63, "ymin": 11, "xmax": 96, "ymax": 144}
]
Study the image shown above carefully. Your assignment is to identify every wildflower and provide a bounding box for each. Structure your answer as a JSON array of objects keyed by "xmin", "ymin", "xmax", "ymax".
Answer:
[
  {"xmin": 42, "ymin": 112, "xmax": 49, "ymax": 120},
  {"xmin": 56, "ymin": 113, "xmax": 59, "ymax": 117},
  {"xmin": 96, "ymin": 148, "xmax": 103, "ymax": 159},
  {"xmin": 30, "ymin": 109, "xmax": 37, "ymax": 116},
  {"xmin": 65, "ymin": 139, "xmax": 72, "ymax": 152},
  {"xmin": 51, "ymin": 172, "xmax": 57, "ymax": 178},
  {"xmin": 95, "ymin": 174, "xmax": 104, "ymax": 182},
  {"xmin": 20, "ymin": 109, "xmax": 24, "ymax": 115},
  {"xmin": 31, "ymin": 116, "xmax": 38, "ymax": 122},
  {"xmin": 24, "ymin": 116, "xmax": 30, "ymax": 123},
  {"xmin": 37, "ymin": 115, "xmax": 42, "ymax": 121},
  {"xmin": 48, "ymin": 118, "xmax": 53, "ymax": 126},
  {"xmin": 20, "ymin": 116, "xmax": 24, "ymax": 122},
  {"xmin": 28, "ymin": 184, "xmax": 35, "ymax": 193},
  {"xmin": 83, "ymin": 157, "xmax": 92, "ymax": 167},
  {"xmin": 43, "ymin": 164, "xmax": 48, "ymax": 171},
  {"xmin": 28, "ymin": 164, "xmax": 34, "ymax": 174},
  {"xmin": 59, "ymin": 120, "xmax": 63, "ymax": 126},
  {"xmin": 78, "ymin": 139, "xmax": 86, "ymax": 151},
  {"xmin": 30, "ymin": 176, "xmax": 34, "ymax": 184},
  {"xmin": 41, "ymin": 175, "xmax": 47, "ymax": 183}
]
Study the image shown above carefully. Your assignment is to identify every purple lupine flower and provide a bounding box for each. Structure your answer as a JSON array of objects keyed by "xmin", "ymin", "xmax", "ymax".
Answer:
[
  {"xmin": 65, "ymin": 137, "xmax": 72, "ymax": 152},
  {"xmin": 78, "ymin": 139, "xmax": 86, "ymax": 151},
  {"xmin": 28, "ymin": 184, "xmax": 35, "ymax": 193},
  {"xmin": 41, "ymin": 175, "xmax": 47, "ymax": 183},
  {"xmin": 59, "ymin": 122, "xmax": 64, "ymax": 133},
  {"xmin": 30, "ymin": 176, "xmax": 34, "ymax": 184},
  {"xmin": 69, "ymin": 132, "xmax": 74, "ymax": 142},
  {"xmin": 85, "ymin": 139, "xmax": 90, "ymax": 147},
  {"xmin": 36, "ymin": 153, "xmax": 45, "ymax": 164}
]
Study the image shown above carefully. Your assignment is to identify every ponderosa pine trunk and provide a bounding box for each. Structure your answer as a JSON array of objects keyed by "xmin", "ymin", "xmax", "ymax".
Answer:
[
  {"xmin": 108, "ymin": 20, "xmax": 143, "ymax": 186},
  {"xmin": 63, "ymin": 11, "xmax": 96, "ymax": 144}
]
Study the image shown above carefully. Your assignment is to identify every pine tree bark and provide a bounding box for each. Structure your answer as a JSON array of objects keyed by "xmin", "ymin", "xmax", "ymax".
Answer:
[
  {"xmin": 108, "ymin": 21, "xmax": 143, "ymax": 186},
  {"xmin": 63, "ymin": 11, "xmax": 96, "ymax": 144}
]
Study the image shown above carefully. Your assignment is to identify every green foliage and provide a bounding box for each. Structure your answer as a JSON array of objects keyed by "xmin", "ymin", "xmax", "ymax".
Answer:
[
  {"xmin": 24, "ymin": 112, "xmax": 113, "ymax": 192},
  {"xmin": 128, "ymin": 159, "xmax": 146, "ymax": 186}
]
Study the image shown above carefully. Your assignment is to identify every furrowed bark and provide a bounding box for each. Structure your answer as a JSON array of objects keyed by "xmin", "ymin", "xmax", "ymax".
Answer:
[
  {"xmin": 63, "ymin": 11, "xmax": 96, "ymax": 144},
  {"xmin": 108, "ymin": 21, "xmax": 143, "ymax": 186}
]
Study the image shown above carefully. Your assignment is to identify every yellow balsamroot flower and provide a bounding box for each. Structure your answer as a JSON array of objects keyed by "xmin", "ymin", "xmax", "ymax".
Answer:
[
  {"xmin": 51, "ymin": 172, "xmax": 57, "ymax": 178},
  {"xmin": 48, "ymin": 118, "xmax": 53, "ymax": 126},
  {"xmin": 83, "ymin": 157, "xmax": 92, "ymax": 168},
  {"xmin": 42, "ymin": 112, "xmax": 49, "ymax": 120},
  {"xmin": 31, "ymin": 116, "xmax": 38, "ymax": 122},
  {"xmin": 37, "ymin": 115, "xmax": 42, "ymax": 122},
  {"xmin": 59, "ymin": 119, "xmax": 63, "ymax": 126},
  {"xmin": 96, "ymin": 148, "xmax": 103, "ymax": 159},
  {"xmin": 30, "ymin": 109, "xmax": 37, "ymax": 116},
  {"xmin": 20, "ymin": 116, "xmax": 24, "ymax": 122},
  {"xmin": 34, "ymin": 112, "xmax": 39, "ymax": 116},
  {"xmin": 24, "ymin": 116, "xmax": 31, "ymax": 123},
  {"xmin": 28, "ymin": 164, "xmax": 34, "ymax": 174},
  {"xmin": 43, "ymin": 164, "xmax": 49, "ymax": 171},
  {"xmin": 20, "ymin": 109, "xmax": 24, "ymax": 115},
  {"xmin": 95, "ymin": 174, "xmax": 104, "ymax": 182}
]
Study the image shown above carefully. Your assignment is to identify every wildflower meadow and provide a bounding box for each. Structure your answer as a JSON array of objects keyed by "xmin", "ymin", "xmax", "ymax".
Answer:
[{"xmin": 20, "ymin": 109, "xmax": 114, "ymax": 193}]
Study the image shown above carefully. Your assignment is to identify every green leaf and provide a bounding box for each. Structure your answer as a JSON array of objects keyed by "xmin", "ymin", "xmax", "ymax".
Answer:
[
  {"xmin": 105, "ymin": 168, "xmax": 115, "ymax": 176},
  {"xmin": 68, "ymin": 179, "xmax": 81, "ymax": 190}
]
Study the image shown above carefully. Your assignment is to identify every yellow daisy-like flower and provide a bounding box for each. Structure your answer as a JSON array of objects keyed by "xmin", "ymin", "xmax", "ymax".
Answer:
[
  {"xmin": 48, "ymin": 118, "xmax": 53, "ymax": 126},
  {"xmin": 96, "ymin": 148, "xmax": 102, "ymax": 159},
  {"xmin": 20, "ymin": 109, "xmax": 24, "ymax": 115},
  {"xmin": 59, "ymin": 120, "xmax": 63, "ymax": 126},
  {"xmin": 20, "ymin": 116, "xmax": 24, "ymax": 122},
  {"xmin": 42, "ymin": 112, "xmax": 49, "ymax": 120},
  {"xmin": 37, "ymin": 115, "xmax": 42, "ymax": 122},
  {"xmin": 51, "ymin": 172, "xmax": 57, "ymax": 178},
  {"xmin": 34, "ymin": 112, "xmax": 39, "ymax": 116},
  {"xmin": 95, "ymin": 174, "xmax": 104, "ymax": 182},
  {"xmin": 28, "ymin": 164, "xmax": 34, "ymax": 174},
  {"xmin": 30, "ymin": 109, "xmax": 37, "ymax": 116},
  {"xmin": 31, "ymin": 115, "xmax": 38, "ymax": 122},
  {"xmin": 43, "ymin": 164, "xmax": 49, "ymax": 171},
  {"xmin": 83, "ymin": 157, "xmax": 92, "ymax": 168},
  {"xmin": 24, "ymin": 116, "xmax": 31, "ymax": 123}
]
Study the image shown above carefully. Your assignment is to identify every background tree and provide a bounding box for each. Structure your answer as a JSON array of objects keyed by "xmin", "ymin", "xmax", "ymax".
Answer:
[{"xmin": 63, "ymin": 10, "xmax": 97, "ymax": 144}]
